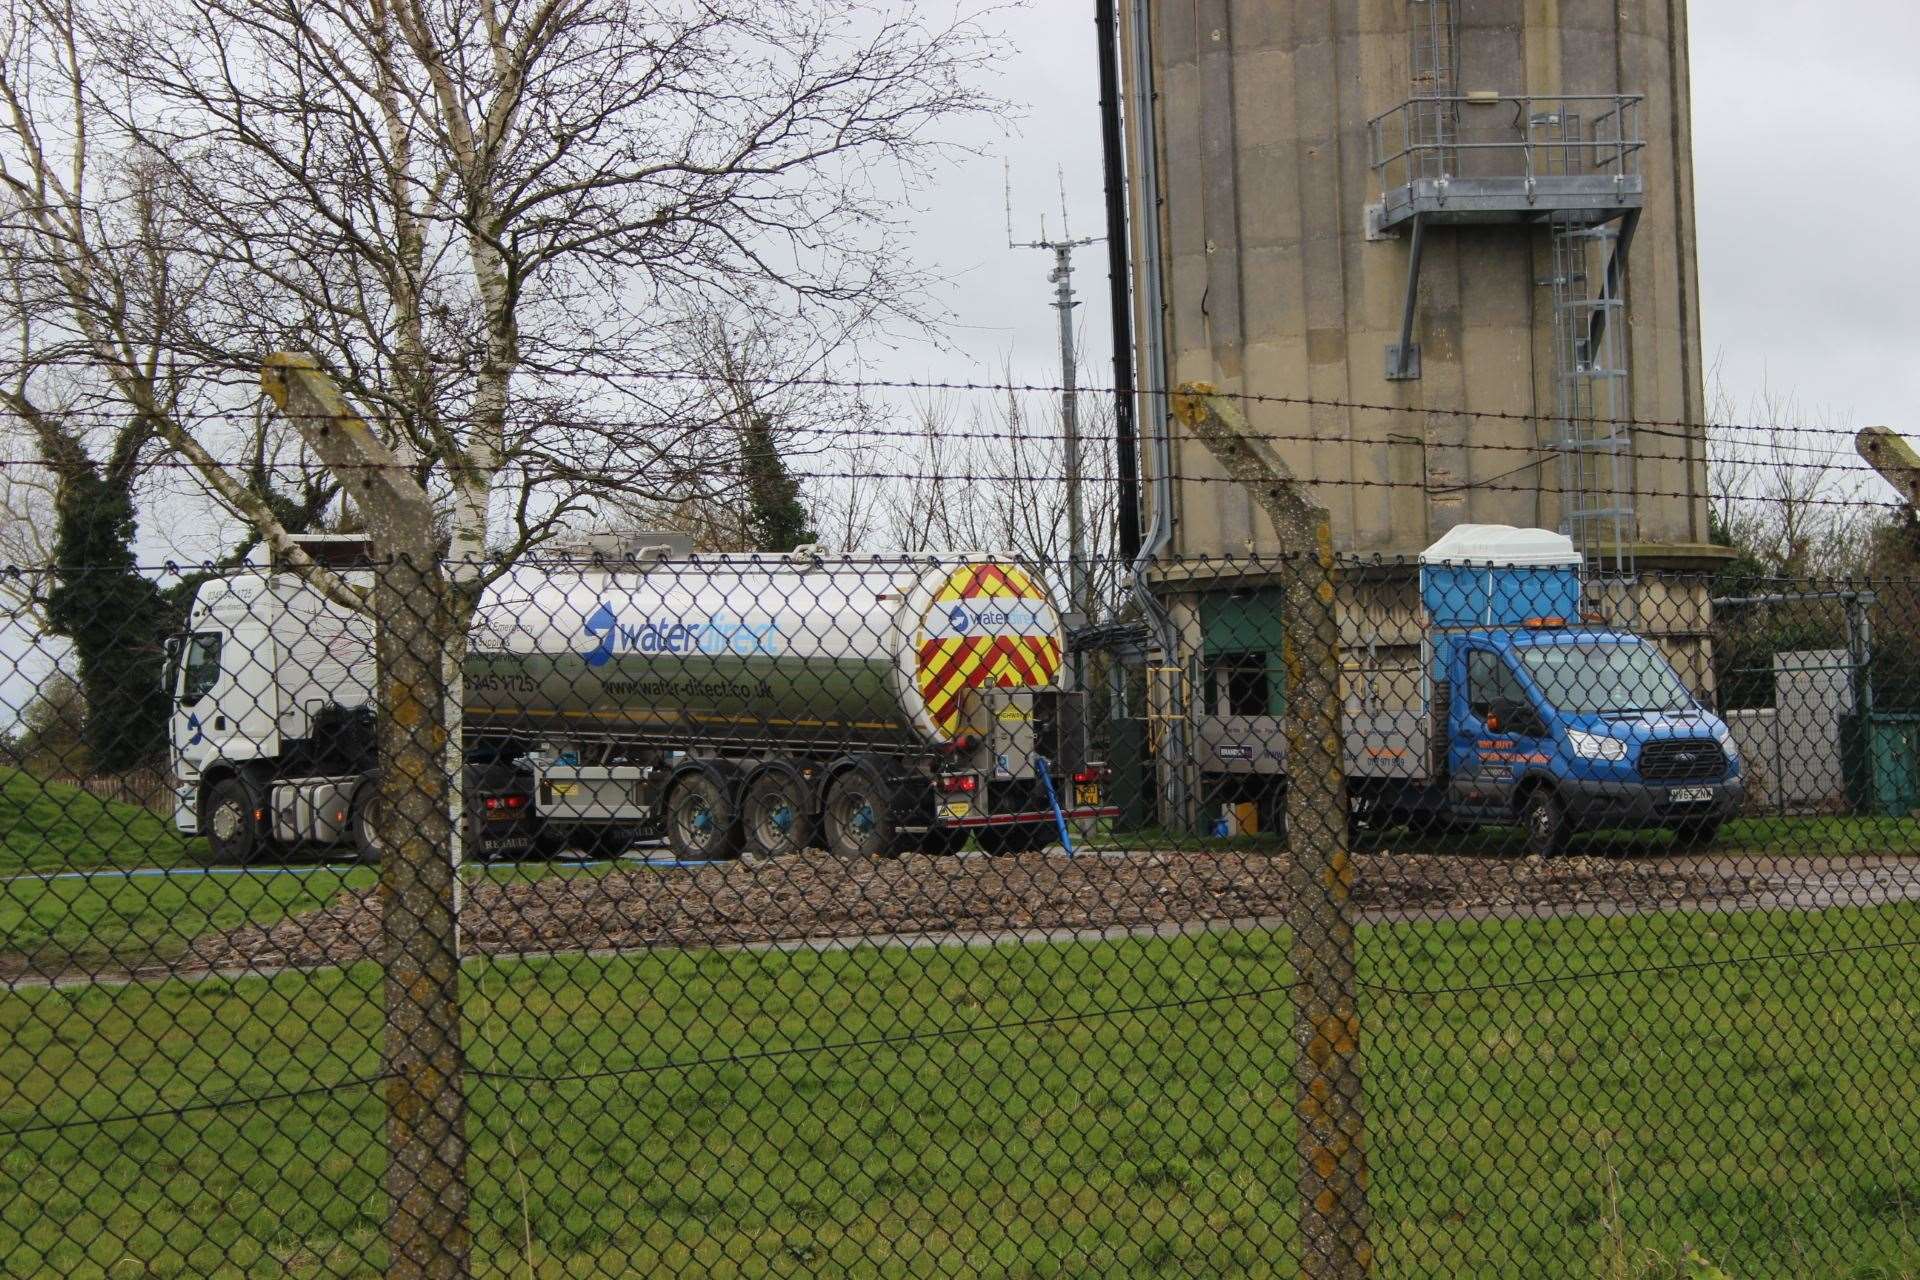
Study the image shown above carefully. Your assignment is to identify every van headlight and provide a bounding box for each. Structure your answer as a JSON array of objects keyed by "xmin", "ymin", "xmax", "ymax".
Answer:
[{"xmin": 1566, "ymin": 730, "xmax": 1628, "ymax": 761}]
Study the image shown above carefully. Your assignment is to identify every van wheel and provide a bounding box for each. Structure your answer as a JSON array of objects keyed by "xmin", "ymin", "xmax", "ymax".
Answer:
[
  {"xmin": 664, "ymin": 768, "xmax": 743, "ymax": 862},
  {"xmin": 823, "ymin": 764, "xmax": 899, "ymax": 859},
  {"xmin": 1521, "ymin": 789, "xmax": 1569, "ymax": 857},
  {"xmin": 203, "ymin": 778, "xmax": 267, "ymax": 865},
  {"xmin": 743, "ymin": 766, "xmax": 816, "ymax": 858},
  {"xmin": 350, "ymin": 788, "xmax": 387, "ymax": 864}
]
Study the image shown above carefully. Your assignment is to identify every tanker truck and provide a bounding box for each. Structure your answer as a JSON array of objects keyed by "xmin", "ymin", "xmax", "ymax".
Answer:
[{"xmin": 167, "ymin": 544, "xmax": 1114, "ymax": 863}]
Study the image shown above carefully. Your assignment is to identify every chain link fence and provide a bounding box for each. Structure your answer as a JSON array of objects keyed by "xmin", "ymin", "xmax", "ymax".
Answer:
[{"xmin": 2, "ymin": 550, "xmax": 1918, "ymax": 1277}]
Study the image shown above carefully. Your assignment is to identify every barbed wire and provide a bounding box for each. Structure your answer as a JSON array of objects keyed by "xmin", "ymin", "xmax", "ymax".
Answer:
[
  {"xmin": 0, "ymin": 363, "xmax": 1890, "ymax": 447},
  {"xmin": 0, "ymin": 422, "xmax": 1890, "ymax": 483},
  {"xmin": 0, "ymin": 453, "xmax": 1902, "ymax": 510}
]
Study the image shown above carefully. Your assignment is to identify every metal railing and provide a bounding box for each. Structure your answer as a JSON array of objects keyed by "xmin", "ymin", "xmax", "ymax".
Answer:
[{"xmin": 1369, "ymin": 93, "xmax": 1645, "ymax": 204}]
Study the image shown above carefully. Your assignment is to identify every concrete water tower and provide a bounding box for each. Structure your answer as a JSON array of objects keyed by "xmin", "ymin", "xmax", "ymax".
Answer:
[
  {"xmin": 1113, "ymin": 0, "xmax": 1729, "ymax": 821},
  {"xmin": 1120, "ymin": 0, "xmax": 1723, "ymax": 572},
  {"xmin": 1122, "ymin": 3, "xmax": 1729, "ymax": 604}
]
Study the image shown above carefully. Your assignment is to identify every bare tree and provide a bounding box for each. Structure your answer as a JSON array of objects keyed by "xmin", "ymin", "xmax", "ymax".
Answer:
[
  {"xmin": 599, "ymin": 305, "xmax": 873, "ymax": 551},
  {"xmin": 878, "ymin": 371, "xmax": 1124, "ymax": 619},
  {"xmin": 0, "ymin": 2, "xmax": 1003, "ymax": 1273},
  {"xmin": 0, "ymin": 453, "xmax": 52, "ymax": 619},
  {"xmin": 1708, "ymin": 368, "xmax": 1874, "ymax": 579}
]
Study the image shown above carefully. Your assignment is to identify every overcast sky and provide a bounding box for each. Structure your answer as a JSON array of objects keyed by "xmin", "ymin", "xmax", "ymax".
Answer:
[{"xmin": 884, "ymin": 0, "xmax": 1920, "ymax": 489}]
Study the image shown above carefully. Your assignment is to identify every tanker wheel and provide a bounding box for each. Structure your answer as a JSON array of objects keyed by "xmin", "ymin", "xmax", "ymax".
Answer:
[
  {"xmin": 743, "ymin": 767, "xmax": 816, "ymax": 859},
  {"xmin": 823, "ymin": 764, "xmax": 899, "ymax": 859},
  {"xmin": 664, "ymin": 769, "xmax": 743, "ymax": 862}
]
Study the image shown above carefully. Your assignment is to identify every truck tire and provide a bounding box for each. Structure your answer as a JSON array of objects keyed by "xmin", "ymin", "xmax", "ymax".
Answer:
[
  {"xmin": 1520, "ymin": 788, "xmax": 1570, "ymax": 857},
  {"xmin": 358, "ymin": 796, "xmax": 495, "ymax": 864},
  {"xmin": 585, "ymin": 826, "xmax": 639, "ymax": 859},
  {"xmin": 822, "ymin": 764, "xmax": 900, "ymax": 859},
  {"xmin": 350, "ymin": 788, "xmax": 387, "ymax": 864},
  {"xmin": 975, "ymin": 822, "xmax": 1055, "ymax": 857},
  {"xmin": 1671, "ymin": 817, "xmax": 1722, "ymax": 849},
  {"xmin": 664, "ymin": 766, "xmax": 743, "ymax": 862},
  {"xmin": 742, "ymin": 764, "xmax": 816, "ymax": 859},
  {"xmin": 202, "ymin": 777, "xmax": 269, "ymax": 865}
]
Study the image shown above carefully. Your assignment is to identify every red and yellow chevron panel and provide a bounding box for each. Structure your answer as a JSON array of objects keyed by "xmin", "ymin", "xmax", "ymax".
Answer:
[
  {"xmin": 931, "ymin": 561, "xmax": 1042, "ymax": 604},
  {"xmin": 914, "ymin": 563, "xmax": 1062, "ymax": 736}
]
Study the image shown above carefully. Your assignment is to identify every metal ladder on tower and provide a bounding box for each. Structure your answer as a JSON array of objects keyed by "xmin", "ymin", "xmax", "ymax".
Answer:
[
  {"xmin": 1547, "ymin": 212, "xmax": 1637, "ymax": 579},
  {"xmin": 1408, "ymin": 0, "xmax": 1458, "ymax": 180}
]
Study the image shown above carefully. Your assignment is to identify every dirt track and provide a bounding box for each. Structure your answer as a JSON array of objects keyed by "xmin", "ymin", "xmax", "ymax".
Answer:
[{"xmin": 182, "ymin": 845, "xmax": 1920, "ymax": 976}]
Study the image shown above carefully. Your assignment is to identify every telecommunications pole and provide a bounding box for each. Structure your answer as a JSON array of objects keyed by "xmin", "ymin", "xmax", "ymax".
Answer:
[{"xmin": 1008, "ymin": 165, "xmax": 1101, "ymax": 619}]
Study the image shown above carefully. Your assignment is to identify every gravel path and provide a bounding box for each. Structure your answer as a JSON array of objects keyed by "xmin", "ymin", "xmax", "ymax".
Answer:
[
  {"xmin": 12, "ymin": 846, "xmax": 1917, "ymax": 986},
  {"xmin": 189, "ymin": 846, "xmax": 1800, "ymax": 974}
]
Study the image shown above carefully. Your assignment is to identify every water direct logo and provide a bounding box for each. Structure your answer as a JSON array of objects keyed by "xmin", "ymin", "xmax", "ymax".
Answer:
[
  {"xmin": 583, "ymin": 603, "xmax": 619, "ymax": 668},
  {"xmin": 582, "ymin": 601, "xmax": 781, "ymax": 667},
  {"xmin": 928, "ymin": 599, "xmax": 1051, "ymax": 639}
]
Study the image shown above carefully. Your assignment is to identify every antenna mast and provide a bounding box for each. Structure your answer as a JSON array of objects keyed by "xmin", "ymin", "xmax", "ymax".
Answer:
[{"xmin": 1008, "ymin": 163, "xmax": 1102, "ymax": 619}]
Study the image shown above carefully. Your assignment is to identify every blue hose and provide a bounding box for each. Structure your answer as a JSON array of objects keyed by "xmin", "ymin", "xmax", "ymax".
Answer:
[{"xmin": 1033, "ymin": 755, "xmax": 1075, "ymax": 856}]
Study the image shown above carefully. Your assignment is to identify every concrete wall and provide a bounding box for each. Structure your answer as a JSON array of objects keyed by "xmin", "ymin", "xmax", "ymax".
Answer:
[{"xmin": 1123, "ymin": 0, "xmax": 1721, "ymax": 567}]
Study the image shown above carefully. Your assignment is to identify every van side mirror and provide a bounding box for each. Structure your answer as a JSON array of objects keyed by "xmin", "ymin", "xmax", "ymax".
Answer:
[{"xmin": 1490, "ymin": 700, "xmax": 1546, "ymax": 738}]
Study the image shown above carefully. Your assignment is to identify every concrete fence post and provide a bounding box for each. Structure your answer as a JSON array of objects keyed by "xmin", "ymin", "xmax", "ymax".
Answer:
[
  {"xmin": 1172, "ymin": 383, "xmax": 1374, "ymax": 1277},
  {"xmin": 261, "ymin": 355, "xmax": 474, "ymax": 1280}
]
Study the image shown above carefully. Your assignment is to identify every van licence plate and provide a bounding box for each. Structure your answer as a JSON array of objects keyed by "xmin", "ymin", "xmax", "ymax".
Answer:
[{"xmin": 1670, "ymin": 786, "xmax": 1714, "ymax": 804}]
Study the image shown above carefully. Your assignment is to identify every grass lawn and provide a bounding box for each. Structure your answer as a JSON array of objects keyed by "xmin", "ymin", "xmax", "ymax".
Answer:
[
  {"xmin": 1121, "ymin": 813, "xmax": 1920, "ymax": 859},
  {"xmin": 0, "ymin": 767, "xmax": 382, "ymax": 974},
  {"xmin": 3, "ymin": 903, "xmax": 1917, "ymax": 1278},
  {"xmin": 0, "ymin": 767, "xmax": 202, "ymax": 873}
]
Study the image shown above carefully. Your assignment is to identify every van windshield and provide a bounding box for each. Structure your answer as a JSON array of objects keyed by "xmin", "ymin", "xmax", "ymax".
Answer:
[{"xmin": 1517, "ymin": 641, "xmax": 1695, "ymax": 715}]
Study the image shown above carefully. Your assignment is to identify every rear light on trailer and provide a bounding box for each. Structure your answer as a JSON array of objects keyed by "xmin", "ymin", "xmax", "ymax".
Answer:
[
  {"xmin": 483, "ymin": 794, "xmax": 529, "ymax": 812},
  {"xmin": 936, "ymin": 773, "xmax": 979, "ymax": 795},
  {"xmin": 1072, "ymin": 767, "xmax": 1110, "ymax": 785}
]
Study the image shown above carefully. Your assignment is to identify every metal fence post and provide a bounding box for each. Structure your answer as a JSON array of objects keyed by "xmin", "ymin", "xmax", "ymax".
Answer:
[{"xmin": 1172, "ymin": 384, "xmax": 1374, "ymax": 1277}]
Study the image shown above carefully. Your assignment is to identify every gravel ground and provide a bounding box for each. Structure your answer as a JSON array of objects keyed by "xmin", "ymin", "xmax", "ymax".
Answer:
[{"xmin": 180, "ymin": 845, "xmax": 1813, "ymax": 974}]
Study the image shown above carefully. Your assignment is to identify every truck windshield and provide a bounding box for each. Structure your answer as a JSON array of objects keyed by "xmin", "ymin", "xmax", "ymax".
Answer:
[
  {"xmin": 179, "ymin": 633, "xmax": 223, "ymax": 706},
  {"xmin": 1517, "ymin": 642, "xmax": 1695, "ymax": 715}
]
